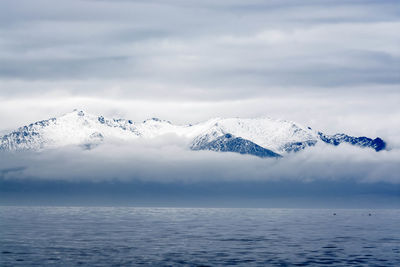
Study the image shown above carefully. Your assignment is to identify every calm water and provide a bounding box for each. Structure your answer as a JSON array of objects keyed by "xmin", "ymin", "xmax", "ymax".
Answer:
[{"xmin": 0, "ymin": 207, "xmax": 399, "ymax": 266}]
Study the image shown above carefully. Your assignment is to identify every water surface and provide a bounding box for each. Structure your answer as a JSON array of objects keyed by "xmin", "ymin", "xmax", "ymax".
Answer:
[{"xmin": 0, "ymin": 207, "xmax": 399, "ymax": 266}]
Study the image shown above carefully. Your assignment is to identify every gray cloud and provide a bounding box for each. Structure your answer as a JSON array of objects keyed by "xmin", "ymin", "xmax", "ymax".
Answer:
[
  {"xmin": 0, "ymin": 0, "xmax": 399, "ymax": 95},
  {"xmin": 1, "ymin": 140, "xmax": 399, "ymax": 207}
]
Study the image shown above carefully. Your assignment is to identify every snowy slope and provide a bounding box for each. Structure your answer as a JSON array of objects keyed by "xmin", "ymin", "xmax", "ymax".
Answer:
[
  {"xmin": 190, "ymin": 117, "xmax": 319, "ymax": 153},
  {"xmin": 0, "ymin": 110, "xmax": 140, "ymax": 151},
  {"xmin": 0, "ymin": 110, "xmax": 386, "ymax": 157}
]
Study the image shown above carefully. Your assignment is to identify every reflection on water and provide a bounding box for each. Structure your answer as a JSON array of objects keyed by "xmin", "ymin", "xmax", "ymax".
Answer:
[{"xmin": 0, "ymin": 207, "xmax": 399, "ymax": 266}]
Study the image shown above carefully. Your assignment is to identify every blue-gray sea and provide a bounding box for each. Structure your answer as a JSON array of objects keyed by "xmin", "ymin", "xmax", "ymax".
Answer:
[{"xmin": 0, "ymin": 207, "xmax": 399, "ymax": 266}]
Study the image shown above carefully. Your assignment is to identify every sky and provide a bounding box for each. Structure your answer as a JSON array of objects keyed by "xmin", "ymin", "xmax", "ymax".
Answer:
[{"xmin": 0, "ymin": 0, "xmax": 399, "ymax": 206}]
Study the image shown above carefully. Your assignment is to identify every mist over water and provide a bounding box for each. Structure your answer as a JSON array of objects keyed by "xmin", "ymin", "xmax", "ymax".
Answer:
[{"xmin": 1, "ymin": 207, "xmax": 399, "ymax": 266}]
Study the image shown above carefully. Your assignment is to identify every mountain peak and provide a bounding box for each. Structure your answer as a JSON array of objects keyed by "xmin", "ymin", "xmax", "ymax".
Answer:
[
  {"xmin": 71, "ymin": 109, "xmax": 85, "ymax": 116},
  {"xmin": 143, "ymin": 117, "xmax": 172, "ymax": 124}
]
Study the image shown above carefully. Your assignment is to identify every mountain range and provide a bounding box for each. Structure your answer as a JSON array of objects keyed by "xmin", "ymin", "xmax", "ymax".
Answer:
[{"xmin": 0, "ymin": 110, "xmax": 386, "ymax": 158}]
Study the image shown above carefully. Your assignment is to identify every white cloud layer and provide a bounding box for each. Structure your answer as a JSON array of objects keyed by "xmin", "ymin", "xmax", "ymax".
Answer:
[{"xmin": 1, "ymin": 140, "xmax": 399, "ymax": 184}]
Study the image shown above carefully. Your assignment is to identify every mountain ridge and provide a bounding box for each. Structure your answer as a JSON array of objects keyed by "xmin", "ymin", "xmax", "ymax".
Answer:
[{"xmin": 0, "ymin": 110, "xmax": 386, "ymax": 158}]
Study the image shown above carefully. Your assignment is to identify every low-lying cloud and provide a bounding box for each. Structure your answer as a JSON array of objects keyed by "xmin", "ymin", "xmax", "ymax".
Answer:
[{"xmin": 1, "ymin": 139, "xmax": 399, "ymax": 185}]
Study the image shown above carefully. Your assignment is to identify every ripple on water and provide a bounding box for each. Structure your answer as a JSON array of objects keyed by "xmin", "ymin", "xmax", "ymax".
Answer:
[{"xmin": 0, "ymin": 207, "xmax": 399, "ymax": 266}]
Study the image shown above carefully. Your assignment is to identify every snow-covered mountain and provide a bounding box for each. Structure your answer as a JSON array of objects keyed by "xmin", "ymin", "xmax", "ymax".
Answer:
[{"xmin": 0, "ymin": 110, "xmax": 386, "ymax": 158}]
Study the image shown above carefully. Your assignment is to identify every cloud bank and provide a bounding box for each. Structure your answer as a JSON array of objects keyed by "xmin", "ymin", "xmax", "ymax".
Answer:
[{"xmin": 1, "ymin": 140, "xmax": 399, "ymax": 185}]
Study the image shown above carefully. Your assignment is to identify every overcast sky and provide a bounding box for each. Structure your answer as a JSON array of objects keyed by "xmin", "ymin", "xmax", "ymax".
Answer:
[{"xmin": 0, "ymin": 0, "xmax": 399, "ymax": 140}]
